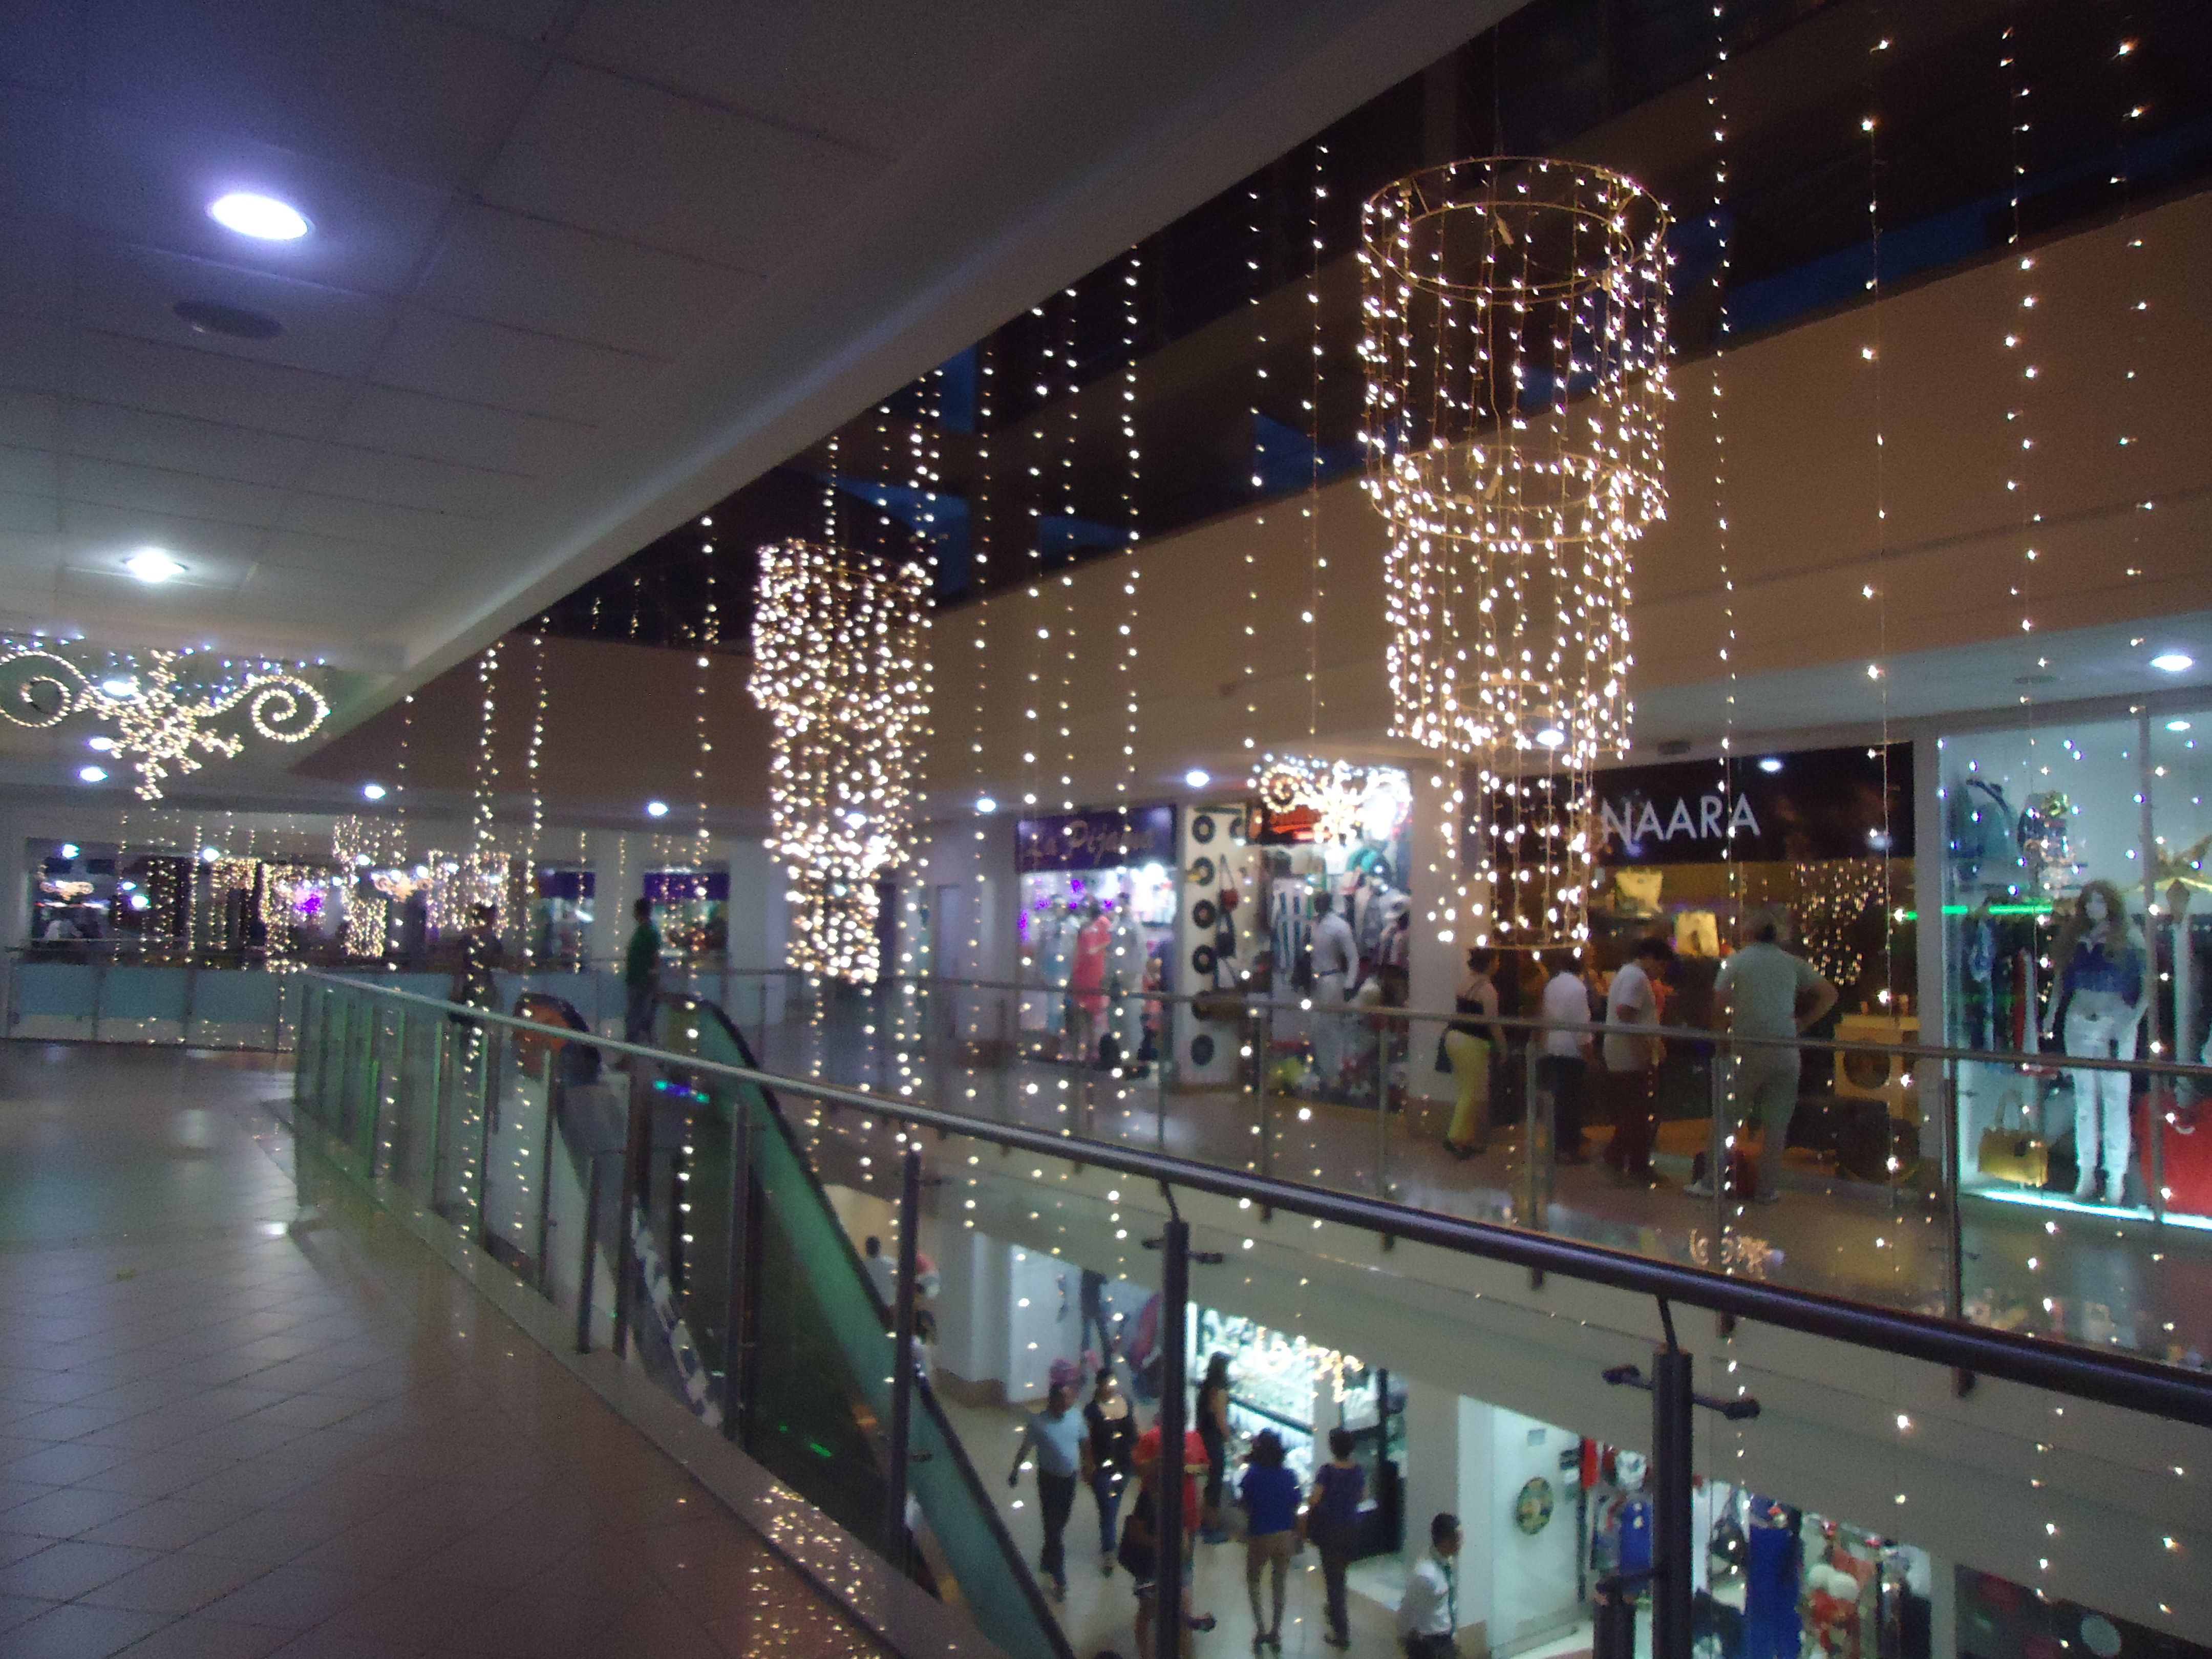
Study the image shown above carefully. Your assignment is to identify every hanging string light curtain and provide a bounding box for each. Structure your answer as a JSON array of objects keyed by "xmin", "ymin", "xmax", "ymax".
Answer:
[
  {"xmin": 1359, "ymin": 157, "xmax": 1670, "ymax": 950},
  {"xmin": 750, "ymin": 541, "xmax": 931, "ymax": 984}
]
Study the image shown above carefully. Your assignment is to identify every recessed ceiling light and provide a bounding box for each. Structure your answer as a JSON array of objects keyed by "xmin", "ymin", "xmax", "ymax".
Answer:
[
  {"xmin": 1535, "ymin": 727, "xmax": 1567, "ymax": 749},
  {"xmin": 87, "ymin": 735, "xmax": 115, "ymax": 751},
  {"xmin": 2168, "ymin": 719, "xmax": 2194, "ymax": 733},
  {"xmin": 1758, "ymin": 757, "xmax": 1784, "ymax": 774},
  {"xmin": 58, "ymin": 843, "xmax": 79, "ymax": 859},
  {"xmin": 207, "ymin": 192, "xmax": 310, "ymax": 241},
  {"xmin": 173, "ymin": 299, "xmax": 282, "ymax": 341},
  {"xmin": 646, "ymin": 800, "xmax": 669, "ymax": 818},
  {"xmin": 78, "ymin": 765, "xmax": 108, "ymax": 783},
  {"xmin": 361, "ymin": 782, "xmax": 387, "ymax": 801},
  {"xmin": 974, "ymin": 796, "xmax": 997, "ymax": 815},
  {"xmin": 1184, "ymin": 769, "xmax": 1210, "ymax": 790},
  {"xmin": 2151, "ymin": 652, "xmax": 2195, "ymax": 674},
  {"xmin": 101, "ymin": 676, "xmax": 139, "ymax": 698},
  {"xmin": 125, "ymin": 548, "xmax": 184, "ymax": 583}
]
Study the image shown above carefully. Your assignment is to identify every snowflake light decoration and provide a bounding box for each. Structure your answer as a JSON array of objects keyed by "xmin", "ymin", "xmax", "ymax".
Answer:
[{"xmin": 0, "ymin": 647, "xmax": 327, "ymax": 800}]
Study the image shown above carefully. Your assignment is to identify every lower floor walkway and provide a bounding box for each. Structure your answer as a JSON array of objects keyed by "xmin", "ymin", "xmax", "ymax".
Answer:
[{"xmin": 0, "ymin": 1041, "xmax": 881, "ymax": 1659}]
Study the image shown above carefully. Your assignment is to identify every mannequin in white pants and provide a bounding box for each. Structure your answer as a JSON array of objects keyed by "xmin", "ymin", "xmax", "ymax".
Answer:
[
  {"xmin": 1309, "ymin": 892, "xmax": 1359, "ymax": 1097},
  {"xmin": 2043, "ymin": 881, "xmax": 2150, "ymax": 1207}
]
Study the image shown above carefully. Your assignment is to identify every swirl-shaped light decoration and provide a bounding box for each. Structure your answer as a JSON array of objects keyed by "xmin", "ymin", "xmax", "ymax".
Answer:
[
  {"xmin": 0, "ymin": 647, "xmax": 328, "ymax": 800},
  {"xmin": 750, "ymin": 542, "xmax": 931, "ymax": 984},
  {"xmin": 1359, "ymin": 157, "xmax": 1670, "ymax": 950}
]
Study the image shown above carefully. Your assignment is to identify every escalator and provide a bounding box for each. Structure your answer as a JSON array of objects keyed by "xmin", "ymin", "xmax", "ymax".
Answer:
[{"xmin": 634, "ymin": 990, "xmax": 1073, "ymax": 1659}]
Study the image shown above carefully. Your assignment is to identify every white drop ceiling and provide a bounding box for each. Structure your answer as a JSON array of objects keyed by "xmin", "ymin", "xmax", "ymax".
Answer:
[{"xmin": 0, "ymin": 0, "xmax": 1509, "ymax": 726}]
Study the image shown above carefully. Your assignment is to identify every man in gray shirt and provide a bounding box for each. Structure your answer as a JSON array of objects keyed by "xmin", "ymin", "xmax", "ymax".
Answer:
[{"xmin": 1689, "ymin": 909, "xmax": 1837, "ymax": 1204}]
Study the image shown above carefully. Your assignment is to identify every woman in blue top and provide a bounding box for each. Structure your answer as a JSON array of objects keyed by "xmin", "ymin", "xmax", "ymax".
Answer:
[
  {"xmin": 2042, "ymin": 880, "xmax": 2150, "ymax": 1206},
  {"xmin": 1239, "ymin": 1430, "xmax": 1302, "ymax": 1650}
]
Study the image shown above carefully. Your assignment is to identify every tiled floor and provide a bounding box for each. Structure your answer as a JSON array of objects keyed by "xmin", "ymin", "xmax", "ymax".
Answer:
[{"xmin": 0, "ymin": 1040, "xmax": 882, "ymax": 1658}]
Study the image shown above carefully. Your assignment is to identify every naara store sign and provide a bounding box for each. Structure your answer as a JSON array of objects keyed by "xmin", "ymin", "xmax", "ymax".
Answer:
[
  {"xmin": 1459, "ymin": 742, "xmax": 1914, "ymax": 870},
  {"xmin": 1591, "ymin": 743, "xmax": 1913, "ymax": 866}
]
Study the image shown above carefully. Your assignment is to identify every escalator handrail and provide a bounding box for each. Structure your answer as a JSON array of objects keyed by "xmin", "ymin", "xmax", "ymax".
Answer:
[{"xmin": 659, "ymin": 992, "xmax": 1077, "ymax": 1659}]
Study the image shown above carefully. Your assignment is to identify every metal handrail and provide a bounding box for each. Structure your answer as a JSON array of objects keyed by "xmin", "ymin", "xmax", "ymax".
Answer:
[
  {"xmin": 725, "ymin": 964, "xmax": 2212, "ymax": 1082},
  {"xmin": 299, "ymin": 970, "xmax": 2212, "ymax": 1429}
]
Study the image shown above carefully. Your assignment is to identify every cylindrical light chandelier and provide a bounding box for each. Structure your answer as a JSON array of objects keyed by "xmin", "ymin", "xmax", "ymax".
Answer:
[
  {"xmin": 1360, "ymin": 157, "xmax": 1670, "ymax": 949},
  {"xmin": 750, "ymin": 541, "xmax": 932, "ymax": 983}
]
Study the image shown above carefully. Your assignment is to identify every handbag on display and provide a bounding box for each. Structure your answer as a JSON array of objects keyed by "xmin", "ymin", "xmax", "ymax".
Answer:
[
  {"xmin": 1434, "ymin": 1030, "xmax": 1453, "ymax": 1074},
  {"xmin": 1976, "ymin": 1082, "xmax": 2050, "ymax": 1188}
]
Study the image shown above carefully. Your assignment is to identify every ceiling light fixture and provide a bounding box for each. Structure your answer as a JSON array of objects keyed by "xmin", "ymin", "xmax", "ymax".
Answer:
[
  {"xmin": 58, "ymin": 843, "xmax": 79, "ymax": 859},
  {"xmin": 207, "ymin": 192, "xmax": 310, "ymax": 241},
  {"xmin": 78, "ymin": 765, "xmax": 108, "ymax": 783},
  {"xmin": 974, "ymin": 796, "xmax": 997, "ymax": 815},
  {"xmin": 646, "ymin": 799, "xmax": 670, "ymax": 818},
  {"xmin": 2151, "ymin": 653, "xmax": 2195, "ymax": 674},
  {"xmin": 125, "ymin": 548, "xmax": 184, "ymax": 583},
  {"xmin": 361, "ymin": 782, "xmax": 387, "ymax": 801},
  {"xmin": 1759, "ymin": 757, "xmax": 1784, "ymax": 774},
  {"xmin": 2167, "ymin": 719, "xmax": 2193, "ymax": 733},
  {"xmin": 1184, "ymin": 768, "xmax": 1210, "ymax": 790}
]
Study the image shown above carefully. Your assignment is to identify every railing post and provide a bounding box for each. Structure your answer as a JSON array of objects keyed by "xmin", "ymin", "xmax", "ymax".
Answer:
[
  {"xmin": 1155, "ymin": 1215, "xmax": 1191, "ymax": 1659},
  {"xmin": 1255, "ymin": 1002, "xmax": 1273, "ymax": 1184},
  {"xmin": 614, "ymin": 1062, "xmax": 652, "ymax": 1359},
  {"xmin": 884, "ymin": 1147, "xmax": 922, "ymax": 1568},
  {"xmin": 1650, "ymin": 1342, "xmax": 1694, "ymax": 1659},
  {"xmin": 722, "ymin": 1095, "xmax": 755, "ymax": 1441},
  {"xmin": 1375, "ymin": 1011, "xmax": 1392, "ymax": 1199},
  {"xmin": 577, "ymin": 1149, "xmax": 604, "ymax": 1354}
]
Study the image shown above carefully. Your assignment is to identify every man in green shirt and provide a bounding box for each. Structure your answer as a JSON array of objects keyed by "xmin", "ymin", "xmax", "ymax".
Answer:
[
  {"xmin": 1688, "ymin": 908, "xmax": 1837, "ymax": 1205},
  {"xmin": 623, "ymin": 897, "xmax": 661, "ymax": 1043}
]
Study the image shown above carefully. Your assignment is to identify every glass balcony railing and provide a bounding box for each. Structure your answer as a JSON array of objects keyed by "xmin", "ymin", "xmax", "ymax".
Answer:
[{"xmin": 288, "ymin": 968, "xmax": 2212, "ymax": 1659}]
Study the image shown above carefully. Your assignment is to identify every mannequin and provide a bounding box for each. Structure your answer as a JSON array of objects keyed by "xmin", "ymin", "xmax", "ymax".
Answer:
[
  {"xmin": 1071, "ymin": 899, "xmax": 1111, "ymax": 1065},
  {"xmin": 2042, "ymin": 879, "xmax": 2149, "ymax": 1206},
  {"xmin": 1741, "ymin": 1497, "xmax": 1802, "ymax": 1659}
]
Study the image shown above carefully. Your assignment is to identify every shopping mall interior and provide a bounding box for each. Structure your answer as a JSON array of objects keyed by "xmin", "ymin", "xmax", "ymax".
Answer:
[{"xmin": 4, "ymin": 3, "xmax": 2212, "ymax": 1658}]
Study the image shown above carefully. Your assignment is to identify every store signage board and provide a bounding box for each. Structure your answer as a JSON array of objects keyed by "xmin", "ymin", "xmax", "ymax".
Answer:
[
  {"xmin": 1246, "ymin": 797, "xmax": 1317, "ymax": 844},
  {"xmin": 644, "ymin": 868, "xmax": 729, "ymax": 902},
  {"xmin": 1461, "ymin": 742, "xmax": 1913, "ymax": 868},
  {"xmin": 1016, "ymin": 804, "xmax": 1177, "ymax": 872}
]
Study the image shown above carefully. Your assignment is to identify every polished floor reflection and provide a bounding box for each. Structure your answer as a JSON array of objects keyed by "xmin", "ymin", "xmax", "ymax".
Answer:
[{"xmin": 0, "ymin": 1041, "xmax": 881, "ymax": 1659}]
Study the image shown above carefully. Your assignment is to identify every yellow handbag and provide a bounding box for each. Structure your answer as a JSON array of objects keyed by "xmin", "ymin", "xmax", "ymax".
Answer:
[{"xmin": 1976, "ymin": 1074, "xmax": 2049, "ymax": 1187}]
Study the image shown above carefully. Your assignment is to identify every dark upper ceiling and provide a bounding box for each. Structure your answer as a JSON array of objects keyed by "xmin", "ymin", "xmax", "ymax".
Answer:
[
  {"xmin": 549, "ymin": 0, "xmax": 2211, "ymax": 654},
  {"xmin": 0, "ymin": 0, "xmax": 1513, "ymax": 729}
]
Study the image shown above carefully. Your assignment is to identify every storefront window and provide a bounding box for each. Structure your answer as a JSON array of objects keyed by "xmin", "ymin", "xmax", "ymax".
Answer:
[
  {"xmin": 644, "ymin": 867, "xmax": 728, "ymax": 966},
  {"xmin": 531, "ymin": 867, "xmax": 595, "ymax": 967},
  {"xmin": 1015, "ymin": 806, "xmax": 1178, "ymax": 1070},
  {"xmin": 1943, "ymin": 707, "xmax": 2212, "ymax": 1233}
]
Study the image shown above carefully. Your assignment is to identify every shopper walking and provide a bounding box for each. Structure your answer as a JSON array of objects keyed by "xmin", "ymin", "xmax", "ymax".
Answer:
[
  {"xmin": 1129, "ymin": 1420, "xmax": 1217, "ymax": 1659},
  {"xmin": 1010, "ymin": 1382, "xmax": 1085, "ymax": 1601},
  {"xmin": 1601, "ymin": 937, "xmax": 1676, "ymax": 1187},
  {"xmin": 1442, "ymin": 948, "xmax": 1501, "ymax": 1158},
  {"xmin": 1538, "ymin": 952, "xmax": 1594, "ymax": 1163},
  {"xmin": 1308, "ymin": 1429, "xmax": 1366, "ymax": 1649},
  {"xmin": 1086, "ymin": 1369, "xmax": 1139, "ymax": 1575},
  {"xmin": 1309, "ymin": 892, "xmax": 1359, "ymax": 1097},
  {"xmin": 622, "ymin": 896, "xmax": 661, "ymax": 1045},
  {"xmin": 1196, "ymin": 1352, "xmax": 1233, "ymax": 1543},
  {"xmin": 1397, "ymin": 1512, "xmax": 1462, "ymax": 1659},
  {"xmin": 1239, "ymin": 1431, "xmax": 1301, "ymax": 1649},
  {"xmin": 1689, "ymin": 909, "xmax": 1837, "ymax": 1204}
]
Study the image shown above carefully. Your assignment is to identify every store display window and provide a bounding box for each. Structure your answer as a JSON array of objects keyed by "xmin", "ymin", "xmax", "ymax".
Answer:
[
  {"xmin": 532, "ymin": 867, "xmax": 595, "ymax": 967},
  {"xmin": 1015, "ymin": 805, "xmax": 1177, "ymax": 1070},
  {"xmin": 1682, "ymin": 1480, "xmax": 1932, "ymax": 1659},
  {"xmin": 1188, "ymin": 1306, "xmax": 1405, "ymax": 1560},
  {"xmin": 1573, "ymin": 746, "xmax": 1918, "ymax": 1179},
  {"xmin": 644, "ymin": 868, "xmax": 728, "ymax": 966},
  {"xmin": 1943, "ymin": 706, "xmax": 2212, "ymax": 1229}
]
